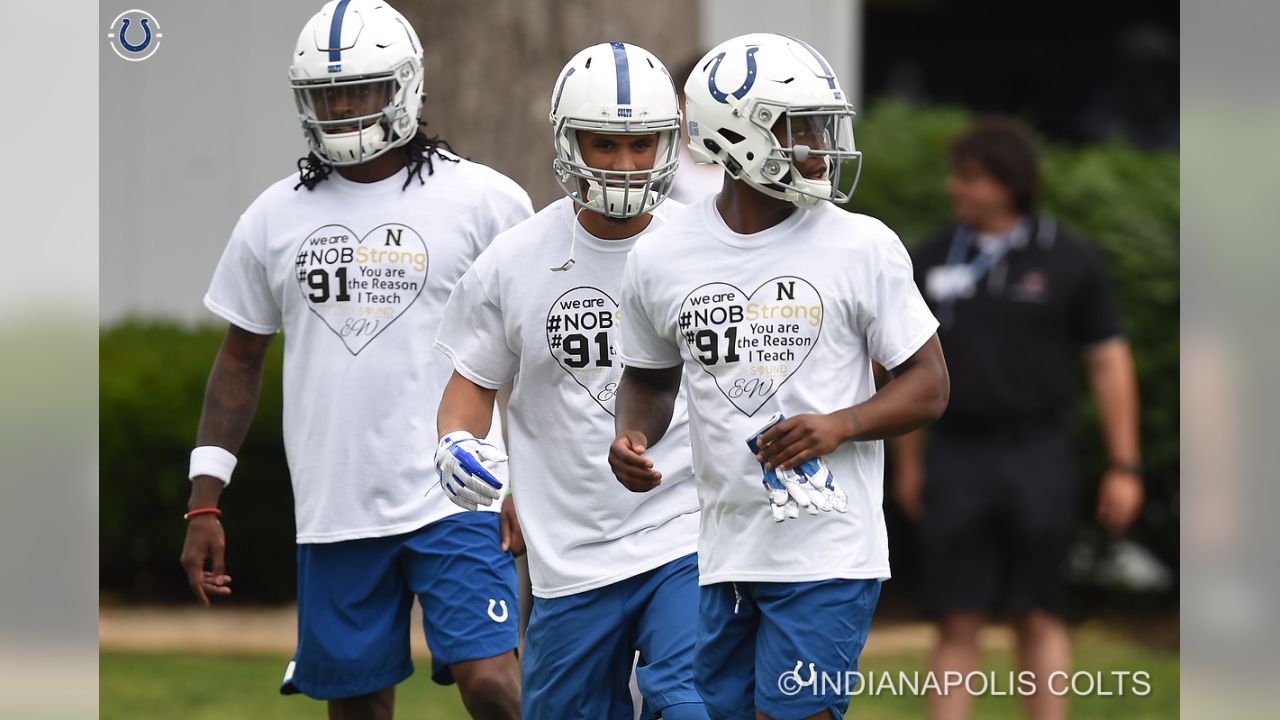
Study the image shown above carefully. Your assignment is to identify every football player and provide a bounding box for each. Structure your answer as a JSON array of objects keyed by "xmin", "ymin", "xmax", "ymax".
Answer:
[
  {"xmin": 434, "ymin": 42, "xmax": 708, "ymax": 720},
  {"xmin": 178, "ymin": 2, "xmax": 532, "ymax": 718},
  {"xmin": 610, "ymin": 33, "xmax": 950, "ymax": 719}
]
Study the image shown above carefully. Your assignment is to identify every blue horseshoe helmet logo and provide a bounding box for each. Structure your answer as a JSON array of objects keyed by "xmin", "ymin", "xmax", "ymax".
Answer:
[
  {"xmin": 118, "ymin": 17, "xmax": 152, "ymax": 54},
  {"xmin": 707, "ymin": 47, "xmax": 760, "ymax": 104}
]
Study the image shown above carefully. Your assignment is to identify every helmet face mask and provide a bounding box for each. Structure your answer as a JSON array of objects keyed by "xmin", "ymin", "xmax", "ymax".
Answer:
[
  {"xmin": 550, "ymin": 43, "xmax": 682, "ymax": 220},
  {"xmin": 764, "ymin": 104, "xmax": 861, "ymax": 208},
  {"xmin": 289, "ymin": 0, "xmax": 424, "ymax": 167},
  {"xmin": 292, "ymin": 71, "xmax": 407, "ymax": 165},
  {"xmin": 684, "ymin": 33, "xmax": 863, "ymax": 208},
  {"xmin": 553, "ymin": 120, "xmax": 680, "ymax": 220}
]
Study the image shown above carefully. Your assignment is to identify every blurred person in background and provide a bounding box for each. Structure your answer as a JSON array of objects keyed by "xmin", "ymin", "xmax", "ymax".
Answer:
[
  {"xmin": 892, "ymin": 118, "xmax": 1144, "ymax": 720},
  {"xmin": 177, "ymin": 2, "xmax": 532, "ymax": 718},
  {"xmin": 668, "ymin": 55, "xmax": 723, "ymax": 205}
]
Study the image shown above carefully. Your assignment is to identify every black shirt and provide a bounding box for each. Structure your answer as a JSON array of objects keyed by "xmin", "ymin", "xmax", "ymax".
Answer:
[{"xmin": 911, "ymin": 216, "xmax": 1121, "ymax": 433}]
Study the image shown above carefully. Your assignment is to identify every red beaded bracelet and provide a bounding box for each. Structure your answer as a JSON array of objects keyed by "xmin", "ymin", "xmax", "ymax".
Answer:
[{"xmin": 183, "ymin": 507, "xmax": 223, "ymax": 521}]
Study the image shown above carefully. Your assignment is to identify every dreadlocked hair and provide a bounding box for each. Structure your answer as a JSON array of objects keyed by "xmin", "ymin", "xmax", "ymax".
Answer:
[
  {"xmin": 294, "ymin": 122, "xmax": 460, "ymax": 191},
  {"xmin": 295, "ymin": 153, "xmax": 332, "ymax": 190}
]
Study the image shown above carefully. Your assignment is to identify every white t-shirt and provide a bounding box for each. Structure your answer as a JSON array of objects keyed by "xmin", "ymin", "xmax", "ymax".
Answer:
[
  {"xmin": 204, "ymin": 155, "xmax": 533, "ymax": 543},
  {"xmin": 618, "ymin": 196, "xmax": 938, "ymax": 584},
  {"xmin": 435, "ymin": 197, "xmax": 700, "ymax": 598}
]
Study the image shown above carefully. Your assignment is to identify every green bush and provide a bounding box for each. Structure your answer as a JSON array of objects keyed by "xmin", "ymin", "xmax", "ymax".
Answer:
[
  {"xmin": 100, "ymin": 321, "xmax": 296, "ymax": 603},
  {"xmin": 846, "ymin": 100, "xmax": 1180, "ymax": 569},
  {"xmin": 100, "ymin": 102, "xmax": 1178, "ymax": 603}
]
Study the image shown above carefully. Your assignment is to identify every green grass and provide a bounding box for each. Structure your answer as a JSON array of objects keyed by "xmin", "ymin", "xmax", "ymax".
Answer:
[
  {"xmin": 101, "ymin": 635, "xmax": 1177, "ymax": 719},
  {"xmin": 100, "ymin": 652, "xmax": 467, "ymax": 719}
]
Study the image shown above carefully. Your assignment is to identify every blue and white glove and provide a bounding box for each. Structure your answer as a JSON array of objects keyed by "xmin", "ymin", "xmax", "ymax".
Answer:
[
  {"xmin": 761, "ymin": 465, "xmax": 802, "ymax": 522},
  {"xmin": 747, "ymin": 413, "xmax": 848, "ymax": 522},
  {"xmin": 795, "ymin": 455, "xmax": 848, "ymax": 514},
  {"xmin": 435, "ymin": 431, "xmax": 507, "ymax": 511}
]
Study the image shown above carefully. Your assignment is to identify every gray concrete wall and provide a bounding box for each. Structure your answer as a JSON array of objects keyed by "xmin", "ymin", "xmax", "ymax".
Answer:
[
  {"xmin": 100, "ymin": 0, "xmax": 699, "ymax": 324},
  {"xmin": 101, "ymin": 0, "xmax": 330, "ymax": 324}
]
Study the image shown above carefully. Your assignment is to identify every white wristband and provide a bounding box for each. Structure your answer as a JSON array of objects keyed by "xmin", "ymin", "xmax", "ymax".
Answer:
[{"xmin": 189, "ymin": 446, "xmax": 238, "ymax": 486}]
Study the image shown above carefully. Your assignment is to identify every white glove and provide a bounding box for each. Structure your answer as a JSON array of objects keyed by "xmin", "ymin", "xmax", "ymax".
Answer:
[
  {"xmin": 795, "ymin": 456, "xmax": 849, "ymax": 514},
  {"xmin": 748, "ymin": 413, "xmax": 847, "ymax": 522},
  {"xmin": 435, "ymin": 431, "xmax": 507, "ymax": 511},
  {"xmin": 765, "ymin": 466, "xmax": 833, "ymax": 521},
  {"xmin": 763, "ymin": 468, "xmax": 801, "ymax": 522}
]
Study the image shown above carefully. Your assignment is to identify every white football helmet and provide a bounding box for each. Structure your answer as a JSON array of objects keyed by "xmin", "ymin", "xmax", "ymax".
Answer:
[
  {"xmin": 684, "ymin": 33, "xmax": 861, "ymax": 208},
  {"xmin": 289, "ymin": 0, "xmax": 424, "ymax": 166},
  {"xmin": 550, "ymin": 42, "xmax": 681, "ymax": 219}
]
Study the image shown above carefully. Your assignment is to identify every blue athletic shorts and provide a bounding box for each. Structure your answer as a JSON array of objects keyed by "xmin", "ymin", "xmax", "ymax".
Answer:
[
  {"xmin": 695, "ymin": 578, "xmax": 882, "ymax": 720},
  {"xmin": 279, "ymin": 512, "xmax": 519, "ymax": 700},
  {"xmin": 522, "ymin": 553, "xmax": 708, "ymax": 720}
]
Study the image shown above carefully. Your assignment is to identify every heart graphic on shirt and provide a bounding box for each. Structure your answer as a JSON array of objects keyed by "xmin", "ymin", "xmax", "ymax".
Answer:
[
  {"xmin": 678, "ymin": 277, "xmax": 823, "ymax": 416},
  {"xmin": 546, "ymin": 286, "xmax": 623, "ymax": 415},
  {"xmin": 294, "ymin": 223, "xmax": 428, "ymax": 355}
]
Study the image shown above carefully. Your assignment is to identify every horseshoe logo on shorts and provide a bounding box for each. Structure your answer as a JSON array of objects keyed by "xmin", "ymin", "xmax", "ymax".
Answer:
[{"xmin": 487, "ymin": 599, "xmax": 509, "ymax": 623}]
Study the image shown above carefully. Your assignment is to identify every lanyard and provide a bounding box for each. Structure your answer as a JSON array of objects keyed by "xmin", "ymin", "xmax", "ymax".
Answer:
[{"xmin": 937, "ymin": 225, "xmax": 1016, "ymax": 328}]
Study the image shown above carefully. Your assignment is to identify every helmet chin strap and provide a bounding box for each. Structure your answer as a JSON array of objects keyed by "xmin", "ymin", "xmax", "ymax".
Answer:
[
  {"xmin": 739, "ymin": 170, "xmax": 831, "ymax": 209},
  {"xmin": 320, "ymin": 122, "xmax": 389, "ymax": 164},
  {"xmin": 785, "ymin": 153, "xmax": 835, "ymax": 208},
  {"xmin": 586, "ymin": 182, "xmax": 651, "ymax": 218},
  {"xmin": 790, "ymin": 191, "xmax": 823, "ymax": 208},
  {"xmin": 790, "ymin": 177, "xmax": 831, "ymax": 208},
  {"xmin": 738, "ymin": 168, "xmax": 810, "ymax": 207}
]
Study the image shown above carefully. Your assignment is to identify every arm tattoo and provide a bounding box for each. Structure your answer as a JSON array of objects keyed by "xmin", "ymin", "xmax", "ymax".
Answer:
[{"xmin": 195, "ymin": 331, "xmax": 271, "ymax": 452}]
